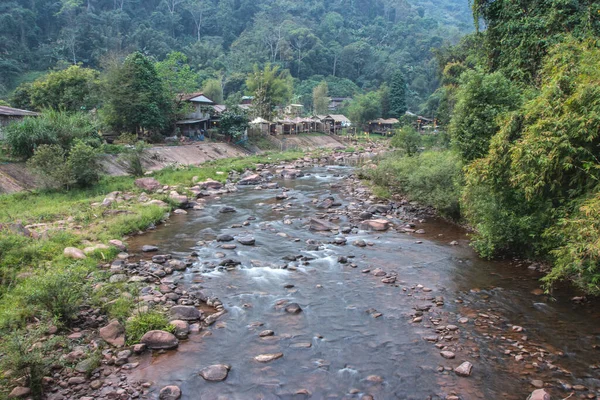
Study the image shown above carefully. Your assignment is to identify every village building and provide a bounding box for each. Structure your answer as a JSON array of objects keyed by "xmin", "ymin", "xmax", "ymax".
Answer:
[
  {"xmin": 329, "ymin": 97, "xmax": 351, "ymax": 111},
  {"xmin": 0, "ymin": 106, "xmax": 39, "ymax": 127},
  {"xmin": 322, "ymin": 114, "xmax": 351, "ymax": 134},
  {"xmin": 368, "ymin": 118, "xmax": 400, "ymax": 134},
  {"xmin": 175, "ymin": 93, "xmax": 226, "ymax": 137}
]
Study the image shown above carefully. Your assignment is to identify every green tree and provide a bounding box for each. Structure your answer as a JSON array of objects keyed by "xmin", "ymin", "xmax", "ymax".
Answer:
[
  {"xmin": 202, "ymin": 78, "xmax": 223, "ymax": 104},
  {"xmin": 102, "ymin": 52, "xmax": 172, "ymax": 136},
  {"xmin": 312, "ymin": 81, "xmax": 329, "ymax": 115},
  {"xmin": 449, "ymin": 69, "xmax": 521, "ymax": 162},
  {"xmin": 389, "ymin": 71, "xmax": 407, "ymax": 117},
  {"xmin": 246, "ymin": 64, "xmax": 292, "ymax": 119},
  {"xmin": 219, "ymin": 108, "xmax": 249, "ymax": 140},
  {"xmin": 25, "ymin": 65, "xmax": 100, "ymax": 112},
  {"xmin": 155, "ymin": 52, "xmax": 200, "ymax": 100},
  {"xmin": 348, "ymin": 91, "xmax": 381, "ymax": 127},
  {"xmin": 391, "ymin": 126, "xmax": 422, "ymax": 156}
]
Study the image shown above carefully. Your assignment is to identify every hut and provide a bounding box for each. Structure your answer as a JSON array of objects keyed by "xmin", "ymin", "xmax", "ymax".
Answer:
[
  {"xmin": 368, "ymin": 118, "xmax": 400, "ymax": 134},
  {"xmin": 250, "ymin": 117, "xmax": 271, "ymax": 135},
  {"xmin": 322, "ymin": 114, "xmax": 351, "ymax": 135},
  {"xmin": 0, "ymin": 106, "xmax": 39, "ymax": 127}
]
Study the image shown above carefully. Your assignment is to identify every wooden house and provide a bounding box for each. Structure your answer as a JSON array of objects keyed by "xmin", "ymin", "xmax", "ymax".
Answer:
[
  {"xmin": 368, "ymin": 118, "xmax": 400, "ymax": 133},
  {"xmin": 322, "ymin": 114, "xmax": 351, "ymax": 134},
  {"xmin": 175, "ymin": 93, "xmax": 216, "ymax": 136},
  {"xmin": 0, "ymin": 106, "xmax": 39, "ymax": 127}
]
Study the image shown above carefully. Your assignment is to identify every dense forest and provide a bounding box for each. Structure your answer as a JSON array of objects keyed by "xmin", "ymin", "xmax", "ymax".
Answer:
[{"xmin": 0, "ymin": 0, "xmax": 473, "ymax": 111}]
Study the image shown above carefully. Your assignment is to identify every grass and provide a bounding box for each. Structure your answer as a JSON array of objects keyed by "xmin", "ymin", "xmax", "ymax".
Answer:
[{"xmin": 125, "ymin": 310, "xmax": 174, "ymax": 345}]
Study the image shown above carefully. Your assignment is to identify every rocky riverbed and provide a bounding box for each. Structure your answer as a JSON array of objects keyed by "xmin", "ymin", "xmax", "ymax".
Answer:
[{"xmin": 36, "ymin": 150, "xmax": 600, "ymax": 400}]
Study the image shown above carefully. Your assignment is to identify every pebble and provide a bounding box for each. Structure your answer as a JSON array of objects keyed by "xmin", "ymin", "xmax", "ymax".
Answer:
[
  {"xmin": 255, "ymin": 353, "xmax": 284, "ymax": 362},
  {"xmin": 454, "ymin": 361, "xmax": 473, "ymax": 377}
]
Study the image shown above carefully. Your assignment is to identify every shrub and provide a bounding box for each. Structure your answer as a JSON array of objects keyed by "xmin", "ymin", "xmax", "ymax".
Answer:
[
  {"xmin": 68, "ymin": 140, "xmax": 102, "ymax": 187},
  {"xmin": 390, "ymin": 126, "xmax": 422, "ymax": 156},
  {"xmin": 0, "ymin": 329, "xmax": 47, "ymax": 398},
  {"xmin": 368, "ymin": 150, "xmax": 463, "ymax": 218},
  {"xmin": 125, "ymin": 310, "xmax": 174, "ymax": 345},
  {"xmin": 27, "ymin": 145, "xmax": 75, "ymax": 189},
  {"xmin": 4, "ymin": 110, "xmax": 100, "ymax": 159},
  {"xmin": 120, "ymin": 142, "xmax": 147, "ymax": 177}
]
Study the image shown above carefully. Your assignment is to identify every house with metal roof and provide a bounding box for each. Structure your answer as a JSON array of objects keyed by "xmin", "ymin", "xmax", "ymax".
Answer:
[{"xmin": 0, "ymin": 106, "xmax": 39, "ymax": 127}]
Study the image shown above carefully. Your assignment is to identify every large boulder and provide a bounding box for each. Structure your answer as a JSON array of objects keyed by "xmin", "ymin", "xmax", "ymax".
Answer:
[
  {"xmin": 170, "ymin": 320, "xmax": 190, "ymax": 339},
  {"xmin": 140, "ymin": 330, "xmax": 179, "ymax": 350},
  {"xmin": 135, "ymin": 178, "xmax": 161, "ymax": 192},
  {"xmin": 361, "ymin": 219, "xmax": 391, "ymax": 231},
  {"xmin": 64, "ymin": 247, "xmax": 86, "ymax": 260},
  {"xmin": 8, "ymin": 387, "xmax": 31, "ymax": 399},
  {"xmin": 170, "ymin": 305, "xmax": 202, "ymax": 321},
  {"xmin": 99, "ymin": 320, "xmax": 125, "ymax": 347},
  {"xmin": 169, "ymin": 191, "xmax": 189, "ymax": 207},
  {"xmin": 309, "ymin": 218, "xmax": 339, "ymax": 232}
]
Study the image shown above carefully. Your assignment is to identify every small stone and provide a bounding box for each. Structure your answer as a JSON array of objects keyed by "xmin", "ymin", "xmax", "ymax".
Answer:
[
  {"xmin": 527, "ymin": 389, "xmax": 551, "ymax": 400},
  {"xmin": 170, "ymin": 305, "xmax": 201, "ymax": 321},
  {"xmin": 159, "ymin": 385, "xmax": 181, "ymax": 400},
  {"xmin": 140, "ymin": 330, "xmax": 179, "ymax": 350},
  {"xmin": 142, "ymin": 245, "xmax": 159, "ymax": 252},
  {"xmin": 64, "ymin": 247, "xmax": 86, "ymax": 259},
  {"xmin": 217, "ymin": 234, "xmax": 234, "ymax": 242},
  {"xmin": 440, "ymin": 351, "xmax": 456, "ymax": 359},
  {"xmin": 199, "ymin": 364, "xmax": 231, "ymax": 381},
  {"xmin": 285, "ymin": 303, "xmax": 302, "ymax": 314},
  {"xmin": 259, "ymin": 330, "xmax": 274, "ymax": 337},
  {"xmin": 237, "ymin": 236, "xmax": 256, "ymax": 246},
  {"xmin": 530, "ymin": 380, "xmax": 544, "ymax": 389},
  {"xmin": 255, "ymin": 353, "xmax": 284, "ymax": 362},
  {"xmin": 99, "ymin": 320, "xmax": 125, "ymax": 347}
]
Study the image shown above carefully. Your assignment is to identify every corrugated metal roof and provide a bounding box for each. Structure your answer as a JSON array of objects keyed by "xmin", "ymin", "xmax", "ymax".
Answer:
[{"xmin": 0, "ymin": 106, "xmax": 39, "ymax": 117}]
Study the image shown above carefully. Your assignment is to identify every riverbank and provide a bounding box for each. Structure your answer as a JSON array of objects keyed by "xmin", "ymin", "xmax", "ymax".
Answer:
[{"xmin": 0, "ymin": 145, "xmax": 387, "ymax": 399}]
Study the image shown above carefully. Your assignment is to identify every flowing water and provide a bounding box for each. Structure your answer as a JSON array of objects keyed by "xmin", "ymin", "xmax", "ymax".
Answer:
[{"xmin": 128, "ymin": 166, "xmax": 600, "ymax": 399}]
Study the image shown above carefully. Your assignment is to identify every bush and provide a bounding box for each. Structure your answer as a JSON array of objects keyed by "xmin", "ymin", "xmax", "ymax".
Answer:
[
  {"xmin": 27, "ymin": 145, "xmax": 74, "ymax": 189},
  {"xmin": 4, "ymin": 110, "xmax": 101, "ymax": 159},
  {"xmin": 27, "ymin": 141, "xmax": 102, "ymax": 189},
  {"xmin": 0, "ymin": 329, "xmax": 48, "ymax": 398},
  {"xmin": 68, "ymin": 140, "xmax": 102, "ymax": 187},
  {"xmin": 390, "ymin": 126, "xmax": 422, "ymax": 156},
  {"xmin": 368, "ymin": 150, "xmax": 463, "ymax": 218},
  {"xmin": 125, "ymin": 310, "xmax": 174, "ymax": 345},
  {"xmin": 120, "ymin": 142, "xmax": 147, "ymax": 177}
]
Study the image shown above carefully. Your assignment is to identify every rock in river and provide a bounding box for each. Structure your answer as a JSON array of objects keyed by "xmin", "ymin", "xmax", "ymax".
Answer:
[
  {"xmin": 237, "ymin": 236, "xmax": 256, "ymax": 246},
  {"xmin": 199, "ymin": 364, "xmax": 231, "ymax": 381},
  {"xmin": 159, "ymin": 385, "xmax": 181, "ymax": 400},
  {"xmin": 454, "ymin": 361, "xmax": 473, "ymax": 377},
  {"xmin": 255, "ymin": 353, "xmax": 284, "ymax": 363},
  {"xmin": 142, "ymin": 245, "xmax": 159, "ymax": 252},
  {"xmin": 170, "ymin": 305, "xmax": 202, "ymax": 321},
  {"xmin": 219, "ymin": 206, "xmax": 237, "ymax": 213},
  {"xmin": 217, "ymin": 234, "xmax": 234, "ymax": 242},
  {"xmin": 361, "ymin": 219, "xmax": 391, "ymax": 231},
  {"xmin": 527, "ymin": 389, "xmax": 551, "ymax": 400},
  {"xmin": 141, "ymin": 330, "xmax": 179, "ymax": 350},
  {"xmin": 99, "ymin": 320, "xmax": 125, "ymax": 347},
  {"xmin": 309, "ymin": 218, "xmax": 339, "ymax": 232},
  {"xmin": 285, "ymin": 303, "xmax": 303, "ymax": 314}
]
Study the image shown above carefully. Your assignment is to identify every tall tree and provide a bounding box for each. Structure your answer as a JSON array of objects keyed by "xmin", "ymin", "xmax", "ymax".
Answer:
[
  {"xmin": 155, "ymin": 51, "xmax": 199, "ymax": 101},
  {"xmin": 246, "ymin": 63, "xmax": 292, "ymax": 119},
  {"xmin": 102, "ymin": 52, "xmax": 172, "ymax": 135},
  {"xmin": 389, "ymin": 71, "xmax": 407, "ymax": 117},
  {"xmin": 312, "ymin": 81, "xmax": 329, "ymax": 115}
]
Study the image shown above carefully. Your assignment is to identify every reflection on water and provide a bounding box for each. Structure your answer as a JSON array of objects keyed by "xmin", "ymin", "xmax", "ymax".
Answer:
[{"xmin": 128, "ymin": 166, "xmax": 600, "ymax": 399}]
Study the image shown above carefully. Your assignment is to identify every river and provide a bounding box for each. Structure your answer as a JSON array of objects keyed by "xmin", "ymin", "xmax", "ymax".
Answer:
[{"xmin": 127, "ymin": 164, "xmax": 600, "ymax": 400}]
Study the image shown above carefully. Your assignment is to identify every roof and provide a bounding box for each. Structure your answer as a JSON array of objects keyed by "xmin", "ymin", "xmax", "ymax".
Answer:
[
  {"xmin": 250, "ymin": 117, "xmax": 270, "ymax": 124},
  {"xmin": 0, "ymin": 106, "xmax": 39, "ymax": 117},
  {"xmin": 323, "ymin": 114, "xmax": 351, "ymax": 123},
  {"xmin": 370, "ymin": 118, "xmax": 400, "ymax": 125},
  {"xmin": 178, "ymin": 92, "xmax": 215, "ymax": 104},
  {"xmin": 176, "ymin": 118, "xmax": 210, "ymax": 125},
  {"xmin": 213, "ymin": 105, "xmax": 227, "ymax": 114},
  {"xmin": 330, "ymin": 97, "xmax": 351, "ymax": 102}
]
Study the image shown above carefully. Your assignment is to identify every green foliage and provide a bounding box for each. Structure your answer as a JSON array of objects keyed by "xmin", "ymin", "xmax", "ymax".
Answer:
[
  {"xmin": 125, "ymin": 310, "xmax": 174, "ymax": 345},
  {"xmin": 23, "ymin": 65, "xmax": 100, "ymax": 111},
  {"xmin": 389, "ymin": 71, "xmax": 407, "ymax": 118},
  {"xmin": 391, "ymin": 126, "xmax": 422, "ymax": 156},
  {"xmin": 68, "ymin": 140, "xmax": 102, "ymax": 187},
  {"xmin": 202, "ymin": 78, "xmax": 224, "ymax": 104},
  {"xmin": 27, "ymin": 145, "xmax": 75, "ymax": 189},
  {"xmin": 246, "ymin": 64, "xmax": 293, "ymax": 119},
  {"xmin": 367, "ymin": 150, "xmax": 463, "ymax": 218},
  {"xmin": 219, "ymin": 108, "xmax": 249, "ymax": 139},
  {"xmin": 120, "ymin": 142, "xmax": 148, "ymax": 177},
  {"xmin": 348, "ymin": 91, "xmax": 382, "ymax": 126},
  {"xmin": 4, "ymin": 110, "xmax": 100, "ymax": 159},
  {"xmin": 155, "ymin": 52, "xmax": 200, "ymax": 99},
  {"xmin": 102, "ymin": 52, "xmax": 172, "ymax": 136},
  {"xmin": 312, "ymin": 81, "xmax": 329, "ymax": 115},
  {"xmin": 449, "ymin": 69, "xmax": 521, "ymax": 162}
]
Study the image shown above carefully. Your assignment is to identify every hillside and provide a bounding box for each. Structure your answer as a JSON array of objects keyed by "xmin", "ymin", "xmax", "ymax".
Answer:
[{"xmin": 0, "ymin": 0, "xmax": 473, "ymax": 111}]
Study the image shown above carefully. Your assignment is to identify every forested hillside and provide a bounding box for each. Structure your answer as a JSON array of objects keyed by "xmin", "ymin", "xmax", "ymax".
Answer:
[{"xmin": 0, "ymin": 0, "xmax": 473, "ymax": 111}]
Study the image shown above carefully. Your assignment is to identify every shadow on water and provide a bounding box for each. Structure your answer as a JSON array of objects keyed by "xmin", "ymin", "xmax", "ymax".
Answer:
[{"xmin": 128, "ymin": 165, "xmax": 600, "ymax": 399}]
